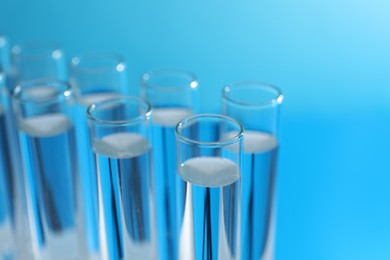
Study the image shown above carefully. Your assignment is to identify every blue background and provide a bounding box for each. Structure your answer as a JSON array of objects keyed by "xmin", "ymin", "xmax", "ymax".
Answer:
[{"xmin": 1, "ymin": 0, "xmax": 390, "ymax": 259}]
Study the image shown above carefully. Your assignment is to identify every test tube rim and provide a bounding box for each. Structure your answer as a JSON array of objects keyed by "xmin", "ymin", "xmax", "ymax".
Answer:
[
  {"xmin": 140, "ymin": 68, "xmax": 198, "ymax": 93},
  {"xmin": 11, "ymin": 41, "xmax": 62, "ymax": 61},
  {"xmin": 69, "ymin": 52, "xmax": 125, "ymax": 74},
  {"xmin": 87, "ymin": 96, "xmax": 152, "ymax": 126},
  {"xmin": 12, "ymin": 78, "xmax": 73, "ymax": 104},
  {"xmin": 175, "ymin": 113, "xmax": 244, "ymax": 148},
  {"xmin": 222, "ymin": 80, "xmax": 283, "ymax": 108}
]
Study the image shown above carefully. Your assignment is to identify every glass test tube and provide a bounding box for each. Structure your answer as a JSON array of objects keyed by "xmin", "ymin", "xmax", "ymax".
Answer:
[
  {"xmin": 88, "ymin": 97, "xmax": 157, "ymax": 260},
  {"xmin": 141, "ymin": 68, "xmax": 198, "ymax": 260},
  {"xmin": 9, "ymin": 41, "xmax": 68, "ymax": 259},
  {"xmin": 175, "ymin": 114, "xmax": 243, "ymax": 260},
  {"xmin": 222, "ymin": 81, "xmax": 283, "ymax": 260},
  {"xmin": 69, "ymin": 53, "xmax": 128, "ymax": 258},
  {"xmin": 0, "ymin": 35, "xmax": 10, "ymax": 73},
  {"xmin": 0, "ymin": 34, "xmax": 14, "ymax": 259},
  {"xmin": 12, "ymin": 79, "xmax": 80, "ymax": 260}
]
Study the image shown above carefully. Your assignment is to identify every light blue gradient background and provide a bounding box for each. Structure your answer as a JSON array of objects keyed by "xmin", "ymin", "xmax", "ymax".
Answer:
[{"xmin": 1, "ymin": 1, "xmax": 390, "ymax": 259}]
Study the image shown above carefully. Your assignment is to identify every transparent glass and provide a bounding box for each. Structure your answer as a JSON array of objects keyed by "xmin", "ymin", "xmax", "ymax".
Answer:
[
  {"xmin": 141, "ymin": 68, "xmax": 198, "ymax": 260},
  {"xmin": 0, "ymin": 34, "xmax": 14, "ymax": 259},
  {"xmin": 12, "ymin": 79, "xmax": 80, "ymax": 260},
  {"xmin": 175, "ymin": 114, "xmax": 243, "ymax": 260},
  {"xmin": 70, "ymin": 52, "xmax": 128, "ymax": 259},
  {"xmin": 7, "ymin": 42, "xmax": 68, "ymax": 259},
  {"xmin": 10, "ymin": 41, "xmax": 66, "ymax": 86},
  {"xmin": 70, "ymin": 52, "xmax": 127, "ymax": 97},
  {"xmin": 222, "ymin": 81, "xmax": 283, "ymax": 260},
  {"xmin": 88, "ymin": 97, "xmax": 157, "ymax": 260},
  {"xmin": 0, "ymin": 35, "xmax": 10, "ymax": 75},
  {"xmin": 1, "ymin": 35, "xmax": 35, "ymax": 260}
]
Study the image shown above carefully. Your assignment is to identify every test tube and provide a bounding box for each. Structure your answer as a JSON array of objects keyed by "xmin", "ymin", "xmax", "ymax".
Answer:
[
  {"xmin": 141, "ymin": 68, "xmax": 198, "ymax": 260},
  {"xmin": 222, "ymin": 81, "xmax": 283, "ymax": 260},
  {"xmin": 69, "ymin": 53, "xmax": 128, "ymax": 258},
  {"xmin": 0, "ymin": 85, "xmax": 13, "ymax": 259},
  {"xmin": 0, "ymin": 34, "xmax": 14, "ymax": 259},
  {"xmin": 88, "ymin": 97, "xmax": 157, "ymax": 260},
  {"xmin": 175, "ymin": 114, "xmax": 243, "ymax": 260},
  {"xmin": 9, "ymin": 41, "xmax": 68, "ymax": 259},
  {"xmin": 12, "ymin": 79, "xmax": 80, "ymax": 260},
  {"xmin": 0, "ymin": 35, "xmax": 10, "ymax": 73}
]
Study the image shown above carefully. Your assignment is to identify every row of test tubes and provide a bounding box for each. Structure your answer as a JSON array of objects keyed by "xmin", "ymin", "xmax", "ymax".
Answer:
[{"xmin": 0, "ymin": 36, "xmax": 283, "ymax": 260}]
